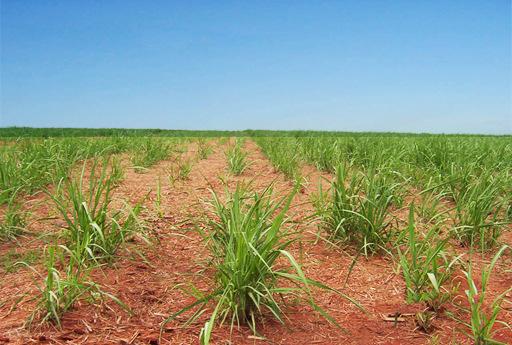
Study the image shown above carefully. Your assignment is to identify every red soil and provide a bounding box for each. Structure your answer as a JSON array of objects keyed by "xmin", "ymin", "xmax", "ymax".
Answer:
[{"xmin": 0, "ymin": 139, "xmax": 510, "ymax": 344}]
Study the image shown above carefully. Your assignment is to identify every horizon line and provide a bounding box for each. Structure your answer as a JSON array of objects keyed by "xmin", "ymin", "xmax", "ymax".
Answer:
[{"xmin": 1, "ymin": 126, "xmax": 511, "ymax": 137}]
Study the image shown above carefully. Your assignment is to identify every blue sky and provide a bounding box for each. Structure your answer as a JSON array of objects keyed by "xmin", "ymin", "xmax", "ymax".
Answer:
[{"xmin": 1, "ymin": 1, "xmax": 511, "ymax": 133}]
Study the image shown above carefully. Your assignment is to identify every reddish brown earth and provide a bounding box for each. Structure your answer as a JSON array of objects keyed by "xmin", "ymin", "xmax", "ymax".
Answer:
[{"xmin": 0, "ymin": 139, "xmax": 510, "ymax": 344}]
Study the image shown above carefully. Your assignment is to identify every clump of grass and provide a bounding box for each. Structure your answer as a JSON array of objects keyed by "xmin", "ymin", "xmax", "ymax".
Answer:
[
  {"xmin": 299, "ymin": 137, "xmax": 341, "ymax": 173},
  {"xmin": 0, "ymin": 137, "xmax": 136, "ymax": 204},
  {"xmin": 131, "ymin": 138, "xmax": 172, "ymax": 173},
  {"xmin": 397, "ymin": 205, "xmax": 460, "ymax": 311},
  {"xmin": 0, "ymin": 192, "xmax": 27, "ymax": 240},
  {"xmin": 27, "ymin": 245, "xmax": 129, "ymax": 328},
  {"xmin": 178, "ymin": 159, "xmax": 192, "ymax": 180},
  {"xmin": 314, "ymin": 164, "xmax": 359, "ymax": 239},
  {"xmin": 226, "ymin": 140, "xmax": 248, "ymax": 175},
  {"xmin": 197, "ymin": 139, "xmax": 213, "ymax": 160},
  {"xmin": 168, "ymin": 157, "xmax": 193, "ymax": 185},
  {"xmin": 415, "ymin": 310, "xmax": 437, "ymax": 333},
  {"xmin": 30, "ymin": 245, "xmax": 90, "ymax": 327},
  {"xmin": 0, "ymin": 153, "xmax": 18, "ymax": 205},
  {"xmin": 255, "ymin": 137, "xmax": 301, "ymax": 180},
  {"xmin": 26, "ymin": 158, "xmax": 142, "ymax": 327},
  {"xmin": 451, "ymin": 172, "xmax": 506, "ymax": 250},
  {"xmin": 450, "ymin": 245, "xmax": 511, "ymax": 344},
  {"xmin": 110, "ymin": 156, "xmax": 124, "ymax": 185},
  {"xmin": 49, "ymin": 159, "xmax": 145, "ymax": 264},
  {"xmin": 316, "ymin": 164, "xmax": 400, "ymax": 256},
  {"xmin": 161, "ymin": 184, "xmax": 362, "ymax": 344},
  {"xmin": 418, "ymin": 180, "xmax": 447, "ymax": 224}
]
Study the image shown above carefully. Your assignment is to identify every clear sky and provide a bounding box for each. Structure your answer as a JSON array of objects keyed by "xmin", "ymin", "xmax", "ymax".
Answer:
[{"xmin": 1, "ymin": 1, "xmax": 511, "ymax": 134}]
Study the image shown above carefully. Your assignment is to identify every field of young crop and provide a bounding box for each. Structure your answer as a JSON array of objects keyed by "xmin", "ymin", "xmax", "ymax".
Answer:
[{"xmin": 0, "ymin": 129, "xmax": 511, "ymax": 344}]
